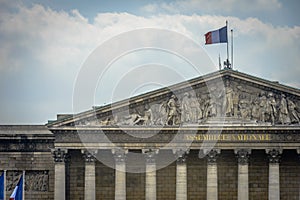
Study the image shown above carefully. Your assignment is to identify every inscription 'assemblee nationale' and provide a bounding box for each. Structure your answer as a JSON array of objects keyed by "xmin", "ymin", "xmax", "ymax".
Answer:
[{"xmin": 186, "ymin": 134, "xmax": 271, "ymax": 141}]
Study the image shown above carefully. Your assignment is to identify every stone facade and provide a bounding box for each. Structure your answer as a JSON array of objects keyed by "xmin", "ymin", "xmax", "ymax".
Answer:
[{"xmin": 1, "ymin": 70, "xmax": 300, "ymax": 199}]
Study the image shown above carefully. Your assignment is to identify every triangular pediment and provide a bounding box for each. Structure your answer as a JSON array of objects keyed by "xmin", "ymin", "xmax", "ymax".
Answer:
[{"xmin": 47, "ymin": 69, "xmax": 300, "ymax": 128}]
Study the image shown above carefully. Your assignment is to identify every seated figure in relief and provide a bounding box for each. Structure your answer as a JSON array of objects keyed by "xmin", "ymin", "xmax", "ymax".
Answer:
[{"xmin": 287, "ymin": 98, "xmax": 300, "ymax": 124}]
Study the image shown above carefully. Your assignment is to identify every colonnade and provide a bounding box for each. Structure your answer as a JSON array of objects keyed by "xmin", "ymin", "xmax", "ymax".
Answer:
[{"xmin": 52, "ymin": 148, "xmax": 294, "ymax": 200}]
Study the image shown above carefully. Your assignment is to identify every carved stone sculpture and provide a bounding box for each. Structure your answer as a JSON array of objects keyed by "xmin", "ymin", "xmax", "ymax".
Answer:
[
  {"xmin": 232, "ymin": 88, "xmax": 240, "ymax": 117},
  {"xmin": 181, "ymin": 93, "xmax": 191, "ymax": 123},
  {"xmin": 267, "ymin": 92, "xmax": 277, "ymax": 125},
  {"xmin": 251, "ymin": 99, "xmax": 260, "ymax": 122},
  {"xmin": 259, "ymin": 91, "xmax": 268, "ymax": 122},
  {"xmin": 190, "ymin": 94, "xmax": 202, "ymax": 123},
  {"xmin": 155, "ymin": 102, "xmax": 167, "ymax": 125},
  {"xmin": 278, "ymin": 94, "xmax": 291, "ymax": 124},
  {"xmin": 223, "ymin": 80, "xmax": 234, "ymax": 116},
  {"xmin": 166, "ymin": 95, "xmax": 180, "ymax": 125},
  {"xmin": 239, "ymin": 99, "xmax": 250, "ymax": 119},
  {"xmin": 287, "ymin": 98, "xmax": 300, "ymax": 124}
]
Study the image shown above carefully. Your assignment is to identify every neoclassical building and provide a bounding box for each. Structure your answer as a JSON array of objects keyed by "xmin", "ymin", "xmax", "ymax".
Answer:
[{"xmin": 1, "ymin": 69, "xmax": 300, "ymax": 200}]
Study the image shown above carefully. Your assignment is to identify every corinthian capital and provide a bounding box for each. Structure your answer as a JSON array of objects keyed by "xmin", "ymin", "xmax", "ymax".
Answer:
[
  {"xmin": 112, "ymin": 148, "xmax": 128, "ymax": 164},
  {"xmin": 51, "ymin": 148, "xmax": 68, "ymax": 163},
  {"xmin": 235, "ymin": 149, "xmax": 251, "ymax": 165},
  {"xmin": 266, "ymin": 149, "xmax": 282, "ymax": 163}
]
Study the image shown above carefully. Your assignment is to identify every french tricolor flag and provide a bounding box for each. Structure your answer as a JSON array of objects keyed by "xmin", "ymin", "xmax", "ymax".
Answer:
[
  {"xmin": 9, "ymin": 175, "xmax": 23, "ymax": 200},
  {"xmin": 0, "ymin": 172, "xmax": 4, "ymax": 200},
  {"xmin": 205, "ymin": 26, "xmax": 228, "ymax": 45}
]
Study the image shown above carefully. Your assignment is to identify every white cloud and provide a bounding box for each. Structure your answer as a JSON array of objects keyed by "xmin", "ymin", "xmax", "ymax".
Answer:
[
  {"xmin": 141, "ymin": 0, "xmax": 281, "ymax": 14},
  {"xmin": 0, "ymin": 3, "xmax": 299, "ymax": 123}
]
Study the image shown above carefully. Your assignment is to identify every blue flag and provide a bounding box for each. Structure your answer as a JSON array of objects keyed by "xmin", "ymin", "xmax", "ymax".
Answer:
[
  {"xmin": 9, "ymin": 175, "xmax": 23, "ymax": 200},
  {"xmin": 0, "ymin": 172, "xmax": 4, "ymax": 200}
]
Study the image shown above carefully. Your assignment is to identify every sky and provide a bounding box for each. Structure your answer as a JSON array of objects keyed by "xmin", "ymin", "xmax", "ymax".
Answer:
[{"xmin": 0, "ymin": 0, "xmax": 300, "ymax": 124}]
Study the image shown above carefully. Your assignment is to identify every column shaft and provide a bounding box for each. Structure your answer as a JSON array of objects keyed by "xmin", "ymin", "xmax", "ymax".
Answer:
[
  {"xmin": 113, "ymin": 149, "xmax": 127, "ymax": 200},
  {"xmin": 205, "ymin": 149, "xmax": 220, "ymax": 200},
  {"xmin": 84, "ymin": 162, "xmax": 96, "ymax": 200},
  {"xmin": 173, "ymin": 149, "xmax": 189, "ymax": 200},
  {"xmin": 145, "ymin": 163, "xmax": 156, "ymax": 200},
  {"xmin": 54, "ymin": 163, "xmax": 65, "ymax": 200},
  {"xmin": 115, "ymin": 162, "xmax": 126, "ymax": 200},
  {"xmin": 52, "ymin": 149, "xmax": 67, "ymax": 200},
  {"xmin": 83, "ymin": 150, "xmax": 97, "ymax": 200},
  {"xmin": 235, "ymin": 149, "xmax": 250, "ymax": 200},
  {"xmin": 207, "ymin": 164, "xmax": 218, "ymax": 200},
  {"xmin": 176, "ymin": 162, "xmax": 187, "ymax": 200},
  {"xmin": 266, "ymin": 149, "xmax": 281, "ymax": 200},
  {"xmin": 269, "ymin": 163, "xmax": 280, "ymax": 200},
  {"xmin": 238, "ymin": 164, "xmax": 248, "ymax": 200}
]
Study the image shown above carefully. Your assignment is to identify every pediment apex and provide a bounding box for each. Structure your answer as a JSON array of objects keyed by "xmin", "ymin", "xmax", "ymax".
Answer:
[{"xmin": 47, "ymin": 70, "xmax": 300, "ymax": 128}]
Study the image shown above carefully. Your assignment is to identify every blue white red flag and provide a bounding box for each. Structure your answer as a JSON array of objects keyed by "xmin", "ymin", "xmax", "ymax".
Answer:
[
  {"xmin": 0, "ymin": 172, "xmax": 4, "ymax": 200},
  {"xmin": 205, "ymin": 26, "xmax": 228, "ymax": 44},
  {"xmin": 9, "ymin": 175, "xmax": 23, "ymax": 200}
]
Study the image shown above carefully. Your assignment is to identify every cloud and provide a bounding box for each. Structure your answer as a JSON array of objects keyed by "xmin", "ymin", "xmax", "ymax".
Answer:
[
  {"xmin": 0, "ymin": 3, "xmax": 299, "ymax": 123},
  {"xmin": 141, "ymin": 0, "xmax": 282, "ymax": 14}
]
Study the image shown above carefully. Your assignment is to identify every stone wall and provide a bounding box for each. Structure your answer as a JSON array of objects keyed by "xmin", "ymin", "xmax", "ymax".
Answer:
[
  {"xmin": 96, "ymin": 160, "xmax": 115, "ymax": 199},
  {"xmin": 157, "ymin": 162, "xmax": 176, "ymax": 200},
  {"xmin": 187, "ymin": 150, "xmax": 207, "ymax": 199},
  {"xmin": 0, "ymin": 152, "xmax": 54, "ymax": 200},
  {"xmin": 218, "ymin": 150, "xmax": 238, "ymax": 200},
  {"xmin": 280, "ymin": 150, "xmax": 300, "ymax": 199},
  {"xmin": 67, "ymin": 150, "xmax": 84, "ymax": 200}
]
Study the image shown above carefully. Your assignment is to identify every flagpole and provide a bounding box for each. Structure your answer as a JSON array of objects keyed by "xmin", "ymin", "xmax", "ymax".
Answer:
[
  {"xmin": 4, "ymin": 170, "xmax": 6, "ymax": 200},
  {"xmin": 22, "ymin": 171, "xmax": 25, "ymax": 200},
  {"xmin": 226, "ymin": 21, "xmax": 229, "ymax": 64},
  {"xmin": 231, "ymin": 29, "xmax": 233, "ymax": 69},
  {"xmin": 218, "ymin": 54, "xmax": 221, "ymax": 70}
]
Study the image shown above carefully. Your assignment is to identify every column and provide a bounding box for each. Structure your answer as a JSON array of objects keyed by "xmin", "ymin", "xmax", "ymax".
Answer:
[
  {"xmin": 82, "ymin": 149, "xmax": 98, "ymax": 200},
  {"xmin": 235, "ymin": 149, "xmax": 251, "ymax": 200},
  {"xmin": 142, "ymin": 149, "xmax": 159, "ymax": 200},
  {"xmin": 52, "ymin": 148, "xmax": 68, "ymax": 200},
  {"xmin": 112, "ymin": 148, "xmax": 128, "ymax": 200},
  {"xmin": 297, "ymin": 148, "xmax": 300, "ymax": 200},
  {"xmin": 266, "ymin": 149, "xmax": 282, "ymax": 200},
  {"xmin": 205, "ymin": 149, "xmax": 220, "ymax": 200},
  {"xmin": 173, "ymin": 149, "xmax": 189, "ymax": 200}
]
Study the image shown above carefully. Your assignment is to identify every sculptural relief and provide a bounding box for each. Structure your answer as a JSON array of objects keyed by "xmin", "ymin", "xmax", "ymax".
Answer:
[
  {"xmin": 166, "ymin": 95, "xmax": 180, "ymax": 125},
  {"xmin": 251, "ymin": 99, "xmax": 260, "ymax": 122},
  {"xmin": 266, "ymin": 92, "xmax": 277, "ymax": 125},
  {"xmin": 239, "ymin": 99, "xmax": 251, "ymax": 119},
  {"xmin": 181, "ymin": 93, "xmax": 191, "ymax": 123},
  {"xmin": 278, "ymin": 94, "xmax": 291, "ymax": 124},
  {"xmin": 6, "ymin": 171, "xmax": 48, "ymax": 192},
  {"xmin": 190, "ymin": 93, "xmax": 202, "ymax": 123},
  {"xmin": 223, "ymin": 80, "xmax": 234, "ymax": 116},
  {"xmin": 73, "ymin": 78, "xmax": 300, "ymax": 127}
]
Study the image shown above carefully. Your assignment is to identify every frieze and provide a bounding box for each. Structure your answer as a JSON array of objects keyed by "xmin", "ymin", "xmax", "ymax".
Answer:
[
  {"xmin": 0, "ymin": 141, "xmax": 53, "ymax": 152},
  {"xmin": 6, "ymin": 170, "xmax": 49, "ymax": 192},
  {"xmin": 53, "ymin": 128, "xmax": 300, "ymax": 144},
  {"xmin": 70, "ymin": 78, "xmax": 300, "ymax": 128}
]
